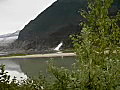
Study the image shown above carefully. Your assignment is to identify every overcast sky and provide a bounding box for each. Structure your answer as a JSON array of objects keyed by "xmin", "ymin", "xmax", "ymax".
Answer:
[{"xmin": 0, "ymin": 0, "xmax": 57, "ymax": 35}]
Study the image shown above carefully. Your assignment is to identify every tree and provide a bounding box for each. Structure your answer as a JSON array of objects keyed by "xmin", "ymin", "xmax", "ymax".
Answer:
[
  {"xmin": 49, "ymin": 0, "xmax": 120, "ymax": 89},
  {"xmin": 71, "ymin": 0, "xmax": 120, "ymax": 89}
]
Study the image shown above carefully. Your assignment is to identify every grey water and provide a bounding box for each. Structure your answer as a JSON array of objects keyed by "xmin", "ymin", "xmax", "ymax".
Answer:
[{"xmin": 0, "ymin": 57, "xmax": 76, "ymax": 80}]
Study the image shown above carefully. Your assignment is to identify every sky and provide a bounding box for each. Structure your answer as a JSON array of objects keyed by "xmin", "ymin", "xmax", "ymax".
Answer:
[{"xmin": 0, "ymin": 0, "xmax": 57, "ymax": 35}]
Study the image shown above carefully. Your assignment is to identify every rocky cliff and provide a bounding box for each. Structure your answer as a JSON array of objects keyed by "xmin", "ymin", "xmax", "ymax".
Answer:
[{"xmin": 17, "ymin": 0, "xmax": 120, "ymax": 51}]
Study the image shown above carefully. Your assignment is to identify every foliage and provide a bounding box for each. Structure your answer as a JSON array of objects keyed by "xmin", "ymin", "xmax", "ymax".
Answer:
[
  {"xmin": 0, "ymin": 0, "xmax": 120, "ymax": 90},
  {"xmin": 50, "ymin": 0, "xmax": 120, "ymax": 89},
  {"xmin": 0, "ymin": 65, "xmax": 50, "ymax": 90}
]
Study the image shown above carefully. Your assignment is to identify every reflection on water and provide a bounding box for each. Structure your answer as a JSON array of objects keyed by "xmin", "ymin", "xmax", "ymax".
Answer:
[
  {"xmin": 0, "ymin": 60, "xmax": 27, "ymax": 81},
  {"xmin": 0, "ymin": 57, "xmax": 76, "ymax": 79}
]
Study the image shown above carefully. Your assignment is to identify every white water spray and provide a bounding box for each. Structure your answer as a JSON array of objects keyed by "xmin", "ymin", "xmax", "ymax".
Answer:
[{"xmin": 54, "ymin": 42, "xmax": 63, "ymax": 51}]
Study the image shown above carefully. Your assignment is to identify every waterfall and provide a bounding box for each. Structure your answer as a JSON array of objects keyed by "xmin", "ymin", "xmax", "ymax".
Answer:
[{"xmin": 54, "ymin": 42, "xmax": 63, "ymax": 51}]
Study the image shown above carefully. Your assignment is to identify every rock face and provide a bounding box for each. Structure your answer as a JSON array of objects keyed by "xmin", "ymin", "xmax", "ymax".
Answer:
[
  {"xmin": 17, "ymin": 0, "xmax": 87, "ymax": 50},
  {"xmin": 17, "ymin": 0, "xmax": 120, "ymax": 50}
]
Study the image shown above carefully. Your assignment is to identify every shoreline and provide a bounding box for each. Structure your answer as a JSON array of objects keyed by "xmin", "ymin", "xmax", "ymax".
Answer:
[{"xmin": 0, "ymin": 53, "xmax": 76, "ymax": 59}]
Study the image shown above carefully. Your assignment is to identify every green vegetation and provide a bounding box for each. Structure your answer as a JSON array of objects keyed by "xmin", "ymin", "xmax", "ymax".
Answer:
[
  {"xmin": 62, "ymin": 48, "xmax": 74, "ymax": 53},
  {"xmin": 0, "ymin": 53, "xmax": 27, "ymax": 57},
  {"xmin": 0, "ymin": 0, "xmax": 120, "ymax": 89}
]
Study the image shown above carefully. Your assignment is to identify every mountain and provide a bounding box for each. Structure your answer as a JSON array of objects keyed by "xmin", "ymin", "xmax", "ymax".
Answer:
[
  {"xmin": 17, "ymin": 0, "xmax": 87, "ymax": 50},
  {"xmin": 17, "ymin": 0, "xmax": 120, "ymax": 51},
  {"xmin": 0, "ymin": 30, "xmax": 20, "ymax": 46}
]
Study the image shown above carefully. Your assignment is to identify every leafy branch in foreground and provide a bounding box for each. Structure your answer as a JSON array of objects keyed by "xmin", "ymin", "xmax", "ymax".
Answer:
[
  {"xmin": 49, "ymin": 0, "xmax": 120, "ymax": 89},
  {"xmin": 71, "ymin": 0, "xmax": 120, "ymax": 89}
]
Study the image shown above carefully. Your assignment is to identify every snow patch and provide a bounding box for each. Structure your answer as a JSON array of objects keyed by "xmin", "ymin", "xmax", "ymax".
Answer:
[{"xmin": 0, "ymin": 30, "xmax": 20, "ymax": 46}]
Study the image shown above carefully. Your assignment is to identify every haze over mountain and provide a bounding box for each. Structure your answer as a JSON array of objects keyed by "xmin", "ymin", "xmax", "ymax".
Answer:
[
  {"xmin": 17, "ymin": 0, "xmax": 120, "ymax": 50},
  {"xmin": 0, "ymin": 30, "xmax": 20, "ymax": 46}
]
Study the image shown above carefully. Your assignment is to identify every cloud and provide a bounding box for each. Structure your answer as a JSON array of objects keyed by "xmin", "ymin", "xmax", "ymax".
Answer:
[{"xmin": 0, "ymin": 0, "xmax": 7, "ymax": 2}]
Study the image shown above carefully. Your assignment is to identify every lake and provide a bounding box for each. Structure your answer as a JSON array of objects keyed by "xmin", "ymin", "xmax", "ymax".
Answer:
[{"xmin": 0, "ymin": 57, "xmax": 76, "ymax": 80}]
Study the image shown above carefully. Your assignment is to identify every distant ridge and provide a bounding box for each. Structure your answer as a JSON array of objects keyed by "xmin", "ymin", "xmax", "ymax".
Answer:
[
  {"xmin": 0, "ymin": 30, "xmax": 20, "ymax": 46},
  {"xmin": 0, "ymin": 30, "xmax": 20, "ymax": 38}
]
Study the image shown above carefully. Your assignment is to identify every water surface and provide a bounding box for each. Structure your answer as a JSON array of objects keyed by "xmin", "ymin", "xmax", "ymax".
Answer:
[{"xmin": 0, "ymin": 57, "xmax": 76, "ymax": 80}]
